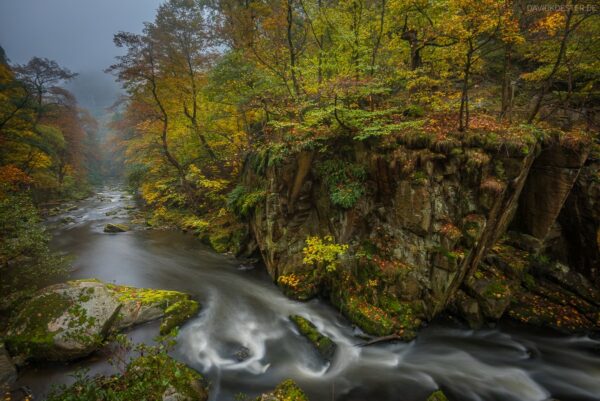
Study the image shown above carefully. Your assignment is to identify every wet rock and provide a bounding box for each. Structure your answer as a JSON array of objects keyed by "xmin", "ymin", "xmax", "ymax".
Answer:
[
  {"xmin": 5, "ymin": 280, "xmax": 122, "ymax": 361},
  {"xmin": 60, "ymin": 216, "xmax": 76, "ymax": 224},
  {"xmin": 290, "ymin": 315, "xmax": 336, "ymax": 361},
  {"xmin": 453, "ymin": 290, "xmax": 483, "ymax": 329},
  {"xmin": 159, "ymin": 299, "xmax": 200, "ymax": 334},
  {"xmin": 234, "ymin": 346, "xmax": 251, "ymax": 362},
  {"xmin": 257, "ymin": 379, "xmax": 309, "ymax": 401},
  {"xmin": 0, "ymin": 343, "xmax": 17, "ymax": 387},
  {"xmin": 466, "ymin": 274, "xmax": 513, "ymax": 320},
  {"xmin": 65, "ymin": 205, "xmax": 78, "ymax": 212},
  {"xmin": 104, "ymin": 223, "xmax": 129, "ymax": 233},
  {"xmin": 105, "ymin": 210, "xmax": 119, "ymax": 216}
]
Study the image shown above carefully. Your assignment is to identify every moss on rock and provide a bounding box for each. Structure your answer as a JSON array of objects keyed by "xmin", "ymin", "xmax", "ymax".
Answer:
[
  {"xmin": 256, "ymin": 379, "xmax": 309, "ymax": 401},
  {"xmin": 106, "ymin": 283, "xmax": 199, "ymax": 332},
  {"xmin": 427, "ymin": 390, "xmax": 449, "ymax": 401},
  {"xmin": 289, "ymin": 315, "xmax": 336, "ymax": 361},
  {"xmin": 340, "ymin": 295, "xmax": 395, "ymax": 337},
  {"xmin": 160, "ymin": 299, "xmax": 200, "ymax": 335},
  {"xmin": 5, "ymin": 281, "xmax": 122, "ymax": 361},
  {"xmin": 103, "ymin": 223, "xmax": 129, "ymax": 233}
]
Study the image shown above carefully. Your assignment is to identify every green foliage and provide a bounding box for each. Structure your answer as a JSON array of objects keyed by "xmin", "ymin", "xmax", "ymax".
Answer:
[
  {"xmin": 47, "ymin": 334, "xmax": 207, "ymax": 401},
  {"xmin": 0, "ymin": 188, "xmax": 68, "ymax": 307},
  {"xmin": 317, "ymin": 160, "xmax": 367, "ymax": 209},
  {"xmin": 226, "ymin": 185, "xmax": 266, "ymax": 218}
]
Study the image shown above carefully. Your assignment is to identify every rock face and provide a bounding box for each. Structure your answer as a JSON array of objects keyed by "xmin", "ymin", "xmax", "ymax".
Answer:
[
  {"xmin": 5, "ymin": 280, "xmax": 199, "ymax": 361},
  {"xmin": 244, "ymin": 135, "xmax": 538, "ymax": 337},
  {"xmin": 242, "ymin": 132, "xmax": 598, "ymax": 337}
]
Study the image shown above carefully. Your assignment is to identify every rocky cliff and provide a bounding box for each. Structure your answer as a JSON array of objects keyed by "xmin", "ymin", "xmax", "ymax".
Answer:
[{"xmin": 240, "ymin": 128, "xmax": 598, "ymax": 339}]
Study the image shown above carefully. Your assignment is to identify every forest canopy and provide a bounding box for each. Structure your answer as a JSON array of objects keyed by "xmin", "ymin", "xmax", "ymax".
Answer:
[{"xmin": 102, "ymin": 0, "xmax": 598, "ymax": 225}]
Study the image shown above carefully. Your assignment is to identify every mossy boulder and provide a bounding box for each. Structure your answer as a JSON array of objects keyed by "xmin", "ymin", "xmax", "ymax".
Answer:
[
  {"xmin": 106, "ymin": 283, "xmax": 196, "ymax": 330},
  {"xmin": 5, "ymin": 280, "xmax": 122, "ymax": 361},
  {"xmin": 427, "ymin": 390, "xmax": 449, "ymax": 401},
  {"xmin": 338, "ymin": 295, "xmax": 395, "ymax": 337},
  {"xmin": 289, "ymin": 315, "xmax": 336, "ymax": 361},
  {"xmin": 256, "ymin": 379, "xmax": 309, "ymax": 401},
  {"xmin": 5, "ymin": 280, "xmax": 199, "ymax": 362},
  {"xmin": 160, "ymin": 299, "xmax": 201, "ymax": 335},
  {"xmin": 104, "ymin": 223, "xmax": 129, "ymax": 233}
]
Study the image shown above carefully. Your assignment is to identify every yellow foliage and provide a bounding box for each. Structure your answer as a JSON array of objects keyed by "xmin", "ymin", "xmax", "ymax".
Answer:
[{"xmin": 302, "ymin": 235, "xmax": 349, "ymax": 273}]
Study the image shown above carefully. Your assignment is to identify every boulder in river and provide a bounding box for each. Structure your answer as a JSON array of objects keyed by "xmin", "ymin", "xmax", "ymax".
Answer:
[
  {"xmin": 257, "ymin": 379, "xmax": 308, "ymax": 401},
  {"xmin": 289, "ymin": 315, "xmax": 336, "ymax": 361},
  {"xmin": 5, "ymin": 280, "xmax": 199, "ymax": 362},
  {"xmin": 5, "ymin": 280, "xmax": 121, "ymax": 361},
  {"xmin": 104, "ymin": 223, "xmax": 130, "ymax": 233}
]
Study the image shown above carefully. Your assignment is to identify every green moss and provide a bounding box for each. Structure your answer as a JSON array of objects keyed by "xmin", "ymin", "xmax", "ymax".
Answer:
[
  {"xmin": 208, "ymin": 231, "xmax": 231, "ymax": 253},
  {"xmin": 341, "ymin": 295, "xmax": 395, "ymax": 337},
  {"xmin": 289, "ymin": 315, "xmax": 336, "ymax": 360},
  {"xmin": 103, "ymin": 223, "xmax": 129, "ymax": 233},
  {"xmin": 411, "ymin": 171, "xmax": 429, "ymax": 186},
  {"xmin": 265, "ymin": 379, "xmax": 309, "ymax": 401},
  {"xmin": 379, "ymin": 297, "xmax": 421, "ymax": 338},
  {"xmin": 106, "ymin": 284, "xmax": 187, "ymax": 308},
  {"xmin": 160, "ymin": 299, "xmax": 200, "ymax": 335},
  {"xmin": 47, "ymin": 351, "xmax": 208, "ymax": 401},
  {"xmin": 6, "ymin": 292, "xmax": 71, "ymax": 357},
  {"xmin": 427, "ymin": 390, "xmax": 449, "ymax": 401}
]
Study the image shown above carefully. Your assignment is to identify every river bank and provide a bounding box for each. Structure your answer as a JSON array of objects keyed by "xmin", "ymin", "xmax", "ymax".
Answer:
[{"xmin": 3, "ymin": 186, "xmax": 597, "ymax": 401}]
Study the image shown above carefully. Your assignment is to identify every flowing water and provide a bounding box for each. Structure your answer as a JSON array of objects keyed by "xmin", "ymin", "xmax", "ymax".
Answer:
[{"xmin": 16, "ymin": 187, "xmax": 600, "ymax": 401}]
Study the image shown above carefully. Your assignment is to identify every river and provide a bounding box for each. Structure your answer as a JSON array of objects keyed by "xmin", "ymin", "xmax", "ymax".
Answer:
[{"xmin": 16, "ymin": 187, "xmax": 600, "ymax": 401}]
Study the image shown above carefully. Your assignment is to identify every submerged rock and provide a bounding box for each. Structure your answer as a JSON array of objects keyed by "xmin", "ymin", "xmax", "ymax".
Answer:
[
  {"xmin": 5, "ymin": 280, "xmax": 199, "ymax": 362},
  {"xmin": 257, "ymin": 379, "xmax": 309, "ymax": 401},
  {"xmin": 289, "ymin": 315, "xmax": 336, "ymax": 361},
  {"xmin": 60, "ymin": 216, "xmax": 76, "ymax": 224},
  {"xmin": 104, "ymin": 223, "xmax": 130, "ymax": 233}
]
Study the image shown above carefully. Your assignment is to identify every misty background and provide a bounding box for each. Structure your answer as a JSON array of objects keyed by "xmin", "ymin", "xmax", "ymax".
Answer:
[{"xmin": 0, "ymin": 0, "xmax": 164, "ymax": 117}]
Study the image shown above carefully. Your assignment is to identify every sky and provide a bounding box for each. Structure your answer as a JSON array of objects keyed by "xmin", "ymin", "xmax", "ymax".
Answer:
[{"xmin": 0, "ymin": 0, "xmax": 164, "ymax": 113}]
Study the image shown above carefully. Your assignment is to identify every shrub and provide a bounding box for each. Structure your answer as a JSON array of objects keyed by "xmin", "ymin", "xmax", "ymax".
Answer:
[
  {"xmin": 302, "ymin": 235, "xmax": 349, "ymax": 273},
  {"xmin": 226, "ymin": 185, "xmax": 266, "ymax": 218},
  {"xmin": 317, "ymin": 160, "xmax": 366, "ymax": 209},
  {"xmin": 0, "ymin": 188, "xmax": 68, "ymax": 308}
]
